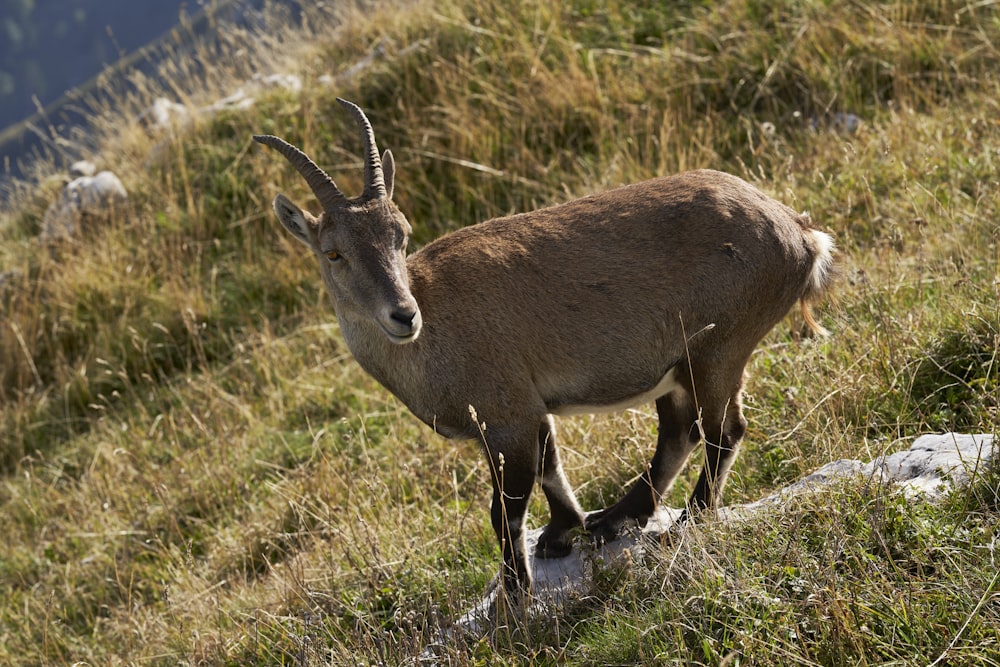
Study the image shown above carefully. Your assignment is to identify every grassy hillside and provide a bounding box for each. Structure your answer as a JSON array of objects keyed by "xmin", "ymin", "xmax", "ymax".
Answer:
[{"xmin": 1, "ymin": 0, "xmax": 998, "ymax": 664}]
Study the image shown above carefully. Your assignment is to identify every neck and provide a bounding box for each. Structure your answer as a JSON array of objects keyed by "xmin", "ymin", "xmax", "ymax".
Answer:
[{"xmin": 335, "ymin": 306, "xmax": 417, "ymax": 405}]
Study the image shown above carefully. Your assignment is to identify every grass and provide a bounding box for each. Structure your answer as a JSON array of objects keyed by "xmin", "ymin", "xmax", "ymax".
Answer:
[{"xmin": 0, "ymin": 0, "xmax": 998, "ymax": 664}]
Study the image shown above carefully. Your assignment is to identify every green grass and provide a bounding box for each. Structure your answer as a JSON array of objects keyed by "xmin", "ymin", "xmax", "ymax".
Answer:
[{"xmin": 1, "ymin": 0, "xmax": 998, "ymax": 664}]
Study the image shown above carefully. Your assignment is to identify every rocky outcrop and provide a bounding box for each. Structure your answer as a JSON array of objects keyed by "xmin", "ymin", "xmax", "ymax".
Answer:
[{"xmin": 451, "ymin": 432, "xmax": 996, "ymax": 635}]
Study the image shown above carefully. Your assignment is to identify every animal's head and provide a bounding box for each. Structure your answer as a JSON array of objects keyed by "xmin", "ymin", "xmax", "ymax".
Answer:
[{"xmin": 254, "ymin": 99, "xmax": 421, "ymax": 344}]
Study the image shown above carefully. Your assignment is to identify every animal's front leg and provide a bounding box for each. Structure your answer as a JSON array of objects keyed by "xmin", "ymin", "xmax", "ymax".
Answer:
[
  {"xmin": 535, "ymin": 415, "xmax": 585, "ymax": 559},
  {"xmin": 483, "ymin": 425, "xmax": 538, "ymax": 596}
]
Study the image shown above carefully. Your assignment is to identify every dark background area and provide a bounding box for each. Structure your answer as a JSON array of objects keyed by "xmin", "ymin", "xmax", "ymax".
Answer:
[
  {"xmin": 0, "ymin": 0, "xmax": 292, "ymax": 191},
  {"xmin": 0, "ymin": 0, "xmax": 201, "ymax": 132}
]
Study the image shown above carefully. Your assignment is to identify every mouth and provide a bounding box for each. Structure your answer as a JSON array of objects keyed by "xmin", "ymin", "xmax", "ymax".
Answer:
[
  {"xmin": 379, "ymin": 310, "xmax": 422, "ymax": 344},
  {"xmin": 382, "ymin": 327, "xmax": 420, "ymax": 344}
]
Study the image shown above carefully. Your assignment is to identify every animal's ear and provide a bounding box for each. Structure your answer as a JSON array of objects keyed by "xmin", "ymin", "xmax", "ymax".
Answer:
[
  {"xmin": 272, "ymin": 193, "xmax": 318, "ymax": 248},
  {"xmin": 382, "ymin": 149, "xmax": 395, "ymax": 200}
]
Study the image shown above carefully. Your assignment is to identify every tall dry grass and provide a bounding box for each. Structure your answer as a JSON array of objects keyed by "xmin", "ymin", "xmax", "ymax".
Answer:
[{"xmin": 0, "ymin": 0, "xmax": 997, "ymax": 664}]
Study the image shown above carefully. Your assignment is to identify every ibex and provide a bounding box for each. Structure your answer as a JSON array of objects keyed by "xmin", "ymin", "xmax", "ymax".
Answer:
[{"xmin": 254, "ymin": 99, "xmax": 835, "ymax": 595}]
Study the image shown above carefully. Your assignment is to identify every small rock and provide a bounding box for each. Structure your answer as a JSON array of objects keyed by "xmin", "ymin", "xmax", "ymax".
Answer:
[
  {"xmin": 808, "ymin": 111, "xmax": 862, "ymax": 134},
  {"xmin": 69, "ymin": 160, "xmax": 96, "ymax": 178},
  {"xmin": 252, "ymin": 72, "xmax": 301, "ymax": 92},
  {"xmin": 200, "ymin": 73, "xmax": 303, "ymax": 115},
  {"xmin": 40, "ymin": 171, "xmax": 128, "ymax": 242},
  {"xmin": 138, "ymin": 97, "xmax": 190, "ymax": 129}
]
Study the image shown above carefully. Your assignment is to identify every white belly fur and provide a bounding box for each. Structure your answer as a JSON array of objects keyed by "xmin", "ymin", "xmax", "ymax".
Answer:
[{"xmin": 550, "ymin": 367, "xmax": 682, "ymax": 417}]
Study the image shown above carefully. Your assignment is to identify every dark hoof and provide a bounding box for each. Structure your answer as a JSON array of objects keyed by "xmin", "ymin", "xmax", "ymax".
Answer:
[
  {"xmin": 535, "ymin": 538, "xmax": 572, "ymax": 559},
  {"xmin": 499, "ymin": 567, "xmax": 532, "ymax": 601},
  {"xmin": 535, "ymin": 525, "xmax": 576, "ymax": 559},
  {"xmin": 585, "ymin": 506, "xmax": 652, "ymax": 547},
  {"xmin": 585, "ymin": 512, "xmax": 627, "ymax": 547}
]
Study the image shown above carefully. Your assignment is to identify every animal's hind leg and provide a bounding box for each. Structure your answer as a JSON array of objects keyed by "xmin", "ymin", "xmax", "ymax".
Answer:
[
  {"xmin": 685, "ymin": 385, "xmax": 747, "ymax": 515},
  {"xmin": 535, "ymin": 415, "xmax": 586, "ymax": 559},
  {"xmin": 586, "ymin": 385, "xmax": 701, "ymax": 545}
]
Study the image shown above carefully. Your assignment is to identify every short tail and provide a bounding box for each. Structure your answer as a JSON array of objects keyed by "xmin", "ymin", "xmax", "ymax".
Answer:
[{"xmin": 800, "ymin": 228, "xmax": 836, "ymax": 337}]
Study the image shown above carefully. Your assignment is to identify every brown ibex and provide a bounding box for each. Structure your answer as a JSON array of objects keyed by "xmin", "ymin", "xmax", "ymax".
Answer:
[{"xmin": 253, "ymin": 99, "xmax": 835, "ymax": 595}]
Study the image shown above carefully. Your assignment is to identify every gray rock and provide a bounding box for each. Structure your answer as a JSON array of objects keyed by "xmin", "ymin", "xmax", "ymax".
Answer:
[
  {"xmin": 749, "ymin": 432, "xmax": 995, "ymax": 506},
  {"xmin": 808, "ymin": 111, "xmax": 863, "ymax": 134}
]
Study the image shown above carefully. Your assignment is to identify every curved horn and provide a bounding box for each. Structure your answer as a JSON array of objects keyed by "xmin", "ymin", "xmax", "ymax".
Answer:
[
  {"xmin": 336, "ymin": 98, "xmax": 387, "ymax": 200},
  {"xmin": 253, "ymin": 134, "xmax": 348, "ymax": 209}
]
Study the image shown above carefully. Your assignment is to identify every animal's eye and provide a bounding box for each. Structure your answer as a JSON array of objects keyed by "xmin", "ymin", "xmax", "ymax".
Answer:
[{"xmin": 325, "ymin": 250, "xmax": 341, "ymax": 262}]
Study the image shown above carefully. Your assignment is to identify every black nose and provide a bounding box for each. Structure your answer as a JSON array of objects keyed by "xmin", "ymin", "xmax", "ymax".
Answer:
[
  {"xmin": 382, "ymin": 306, "xmax": 422, "ymax": 343},
  {"xmin": 390, "ymin": 309, "xmax": 417, "ymax": 329}
]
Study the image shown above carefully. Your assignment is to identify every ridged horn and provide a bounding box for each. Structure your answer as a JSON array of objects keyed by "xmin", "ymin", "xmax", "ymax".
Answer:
[
  {"xmin": 336, "ymin": 98, "xmax": 387, "ymax": 200},
  {"xmin": 252, "ymin": 134, "xmax": 348, "ymax": 210}
]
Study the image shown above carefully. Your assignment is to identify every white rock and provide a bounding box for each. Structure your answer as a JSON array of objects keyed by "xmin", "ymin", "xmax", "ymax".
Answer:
[
  {"xmin": 40, "ymin": 171, "xmax": 128, "ymax": 242},
  {"xmin": 203, "ymin": 88, "xmax": 257, "ymax": 114},
  {"xmin": 69, "ymin": 160, "xmax": 96, "ymax": 177},
  {"xmin": 252, "ymin": 72, "xmax": 301, "ymax": 92},
  {"xmin": 138, "ymin": 97, "xmax": 190, "ymax": 129},
  {"xmin": 200, "ymin": 72, "xmax": 303, "ymax": 115}
]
